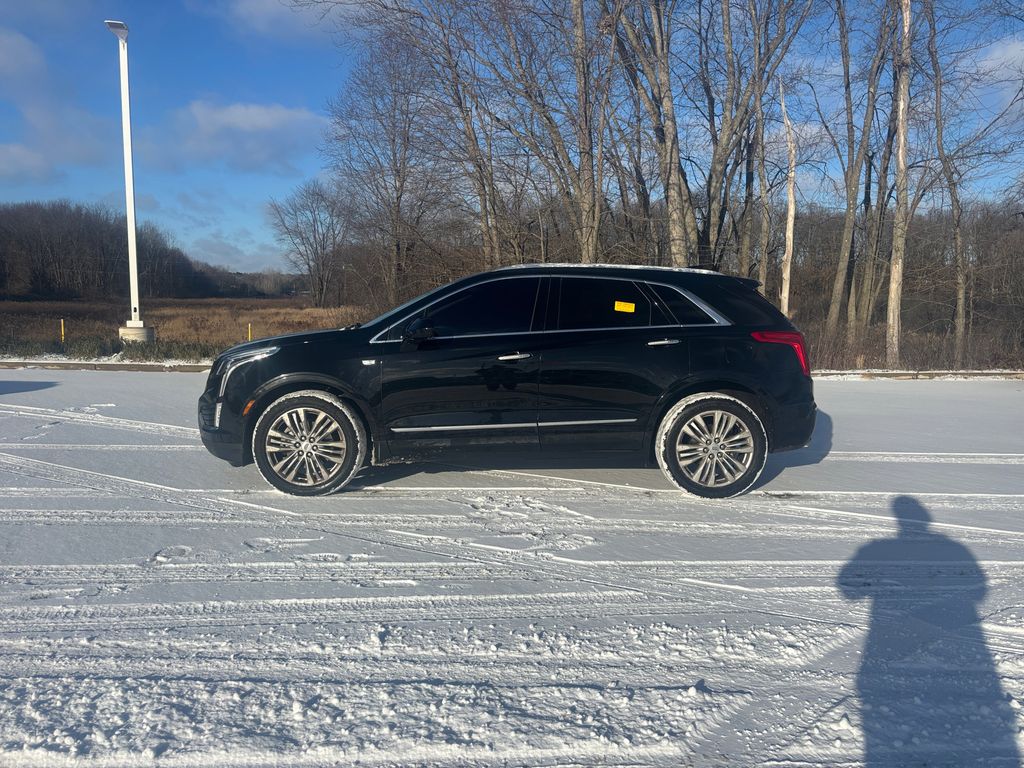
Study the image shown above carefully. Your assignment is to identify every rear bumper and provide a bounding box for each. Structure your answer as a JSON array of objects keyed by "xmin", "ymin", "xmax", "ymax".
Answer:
[{"xmin": 769, "ymin": 399, "xmax": 817, "ymax": 452}]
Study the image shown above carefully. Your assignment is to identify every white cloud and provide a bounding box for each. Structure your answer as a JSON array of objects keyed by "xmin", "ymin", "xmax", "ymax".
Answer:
[
  {"xmin": 99, "ymin": 189, "xmax": 161, "ymax": 213},
  {"xmin": 191, "ymin": 230, "xmax": 283, "ymax": 270},
  {"xmin": 145, "ymin": 100, "xmax": 326, "ymax": 175},
  {"xmin": 0, "ymin": 27, "xmax": 46, "ymax": 81},
  {"xmin": 0, "ymin": 26, "xmax": 114, "ymax": 184},
  {"xmin": 981, "ymin": 35, "xmax": 1024, "ymax": 76},
  {"xmin": 187, "ymin": 0, "xmax": 342, "ymax": 43},
  {"xmin": 0, "ymin": 143, "xmax": 51, "ymax": 180},
  {"xmin": 0, "ymin": 2, "xmax": 99, "ymax": 30}
]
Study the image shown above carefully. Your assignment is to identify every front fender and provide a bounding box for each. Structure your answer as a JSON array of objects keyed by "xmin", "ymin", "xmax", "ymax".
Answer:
[{"xmin": 242, "ymin": 369, "xmax": 381, "ymax": 464}]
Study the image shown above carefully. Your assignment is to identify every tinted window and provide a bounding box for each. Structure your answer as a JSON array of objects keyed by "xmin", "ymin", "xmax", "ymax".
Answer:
[
  {"xmin": 649, "ymin": 283, "xmax": 716, "ymax": 325},
  {"xmin": 689, "ymin": 280, "xmax": 785, "ymax": 326},
  {"xmin": 395, "ymin": 277, "xmax": 541, "ymax": 338},
  {"xmin": 556, "ymin": 277, "xmax": 668, "ymax": 330}
]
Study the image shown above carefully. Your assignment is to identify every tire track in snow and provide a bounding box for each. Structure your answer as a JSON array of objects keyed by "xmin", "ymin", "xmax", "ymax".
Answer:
[
  {"xmin": 0, "ymin": 453, "xmax": 798, "ymax": 616},
  {"xmin": 824, "ymin": 451, "xmax": 1024, "ymax": 464},
  {"xmin": 0, "ymin": 560, "xmax": 518, "ymax": 587},
  {"xmin": 0, "ymin": 486, "xmax": 119, "ymax": 499},
  {"xmin": 6, "ymin": 452, "xmax": 1017, "ymax": 659},
  {"xmin": 0, "ymin": 641, "xmax": 851, "ymax": 689},
  {"xmin": 0, "ymin": 453, "xmax": 288, "ymax": 524},
  {"xmin": 0, "ymin": 590, "xmax": 670, "ymax": 633},
  {"xmin": 0, "ymin": 403, "xmax": 198, "ymax": 438},
  {"xmin": 0, "ymin": 453, "xmax": 887, "ymax": 635},
  {"xmin": 0, "ymin": 508, "xmax": 273, "ymax": 525},
  {"xmin": 0, "ymin": 508, "xmax": 469, "ymax": 527},
  {"xmin": 0, "ymin": 442, "xmax": 202, "ymax": 451}
]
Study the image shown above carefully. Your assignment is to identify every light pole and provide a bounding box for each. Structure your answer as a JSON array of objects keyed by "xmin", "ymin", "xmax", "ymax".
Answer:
[{"xmin": 105, "ymin": 19, "xmax": 154, "ymax": 342}]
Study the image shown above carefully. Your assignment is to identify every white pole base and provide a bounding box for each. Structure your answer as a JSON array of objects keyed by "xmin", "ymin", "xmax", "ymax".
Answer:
[{"xmin": 119, "ymin": 325, "xmax": 155, "ymax": 342}]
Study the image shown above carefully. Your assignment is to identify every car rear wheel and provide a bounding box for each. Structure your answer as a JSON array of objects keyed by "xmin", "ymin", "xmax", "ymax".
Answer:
[
  {"xmin": 252, "ymin": 390, "xmax": 366, "ymax": 496},
  {"xmin": 656, "ymin": 393, "xmax": 767, "ymax": 498}
]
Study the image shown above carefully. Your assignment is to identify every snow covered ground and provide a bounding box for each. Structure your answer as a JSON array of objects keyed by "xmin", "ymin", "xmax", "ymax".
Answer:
[{"xmin": 0, "ymin": 369, "xmax": 1022, "ymax": 767}]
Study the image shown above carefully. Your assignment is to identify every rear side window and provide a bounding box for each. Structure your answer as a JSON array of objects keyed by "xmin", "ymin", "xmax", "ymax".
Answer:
[
  {"xmin": 556, "ymin": 277, "xmax": 670, "ymax": 330},
  {"xmin": 394, "ymin": 277, "xmax": 541, "ymax": 339},
  {"xmin": 647, "ymin": 283, "xmax": 717, "ymax": 325},
  {"xmin": 691, "ymin": 280, "xmax": 788, "ymax": 327}
]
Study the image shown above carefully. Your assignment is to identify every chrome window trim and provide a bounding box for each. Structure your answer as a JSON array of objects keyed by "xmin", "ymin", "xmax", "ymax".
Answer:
[
  {"xmin": 369, "ymin": 275, "xmax": 729, "ymax": 345},
  {"xmin": 494, "ymin": 262, "xmax": 723, "ymax": 276},
  {"xmin": 554, "ymin": 274, "xmax": 730, "ymax": 327},
  {"xmin": 391, "ymin": 417, "xmax": 637, "ymax": 434},
  {"xmin": 642, "ymin": 280, "xmax": 730, "ymax": 326}
]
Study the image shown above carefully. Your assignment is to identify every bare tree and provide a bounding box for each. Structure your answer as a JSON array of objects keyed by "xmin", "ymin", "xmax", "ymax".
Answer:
[
  {"xmin": 271, "ymin": 0, "xmax": 1024, "ymax": 370},
  {"xmin": 684, "ymin": 0, "xmax": 812, "ymax": 267},
  {"xmin": 613, "ymin": 0, "xmax": 698, "ymax": 265},
  {"xmin": 269, "ymin": 180, "xmax": 348, "ymax": 308},
  {"xmin": 328, "ymin": 37, "xmax": 449, "ymax": 306},
  {"xmin": 815, "ymin": 0, "xmax": 896, "ymax": 342},
  {"xmin": 924, "ymin": 0, "xmax": 1024, "ymax": 367},
  {"xmin": 779, "ymin": 78, "xmax": 797, "ymax": 316},
  {"xmin": 455, "ymin": 0, "xmax": 621, "ymax": 264},
  {"xmin": 886, "ymin": 0, "xmax": 912, "ymax": 367}
]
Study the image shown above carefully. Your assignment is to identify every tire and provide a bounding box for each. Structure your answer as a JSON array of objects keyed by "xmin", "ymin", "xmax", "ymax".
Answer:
[
  {"xmin": 655, "ymin": 393, "xmax": 768, "ymax": 499},
  {"xmin": 252, "ymin": 390, "xmax": 366, "ymax": 496}
]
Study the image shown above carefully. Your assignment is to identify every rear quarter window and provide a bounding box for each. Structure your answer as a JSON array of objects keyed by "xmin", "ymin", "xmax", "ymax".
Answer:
[{"xmin": 689, "ymin": 280, "xmax": 789, "ymax": 327}]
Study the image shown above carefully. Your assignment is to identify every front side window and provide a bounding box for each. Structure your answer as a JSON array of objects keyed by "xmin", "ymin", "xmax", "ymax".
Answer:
[
  {"xmin": 556, "ymin": 277, "xmax": 668, "ymax": 330},
  {"xmin": 389, "ymin": 277, "xmax": 541, "ymax": 340}
]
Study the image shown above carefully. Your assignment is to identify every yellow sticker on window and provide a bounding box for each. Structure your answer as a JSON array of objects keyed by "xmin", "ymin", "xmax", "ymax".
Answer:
[{"xmin": 614, "ymin": 300, "xmax": 636, "ymax": 313}]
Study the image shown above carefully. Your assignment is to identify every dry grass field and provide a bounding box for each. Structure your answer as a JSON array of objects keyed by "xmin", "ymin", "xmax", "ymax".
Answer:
[{"xmin": 0, "ymin": 298, "xmax": 368, "ymax": 360}]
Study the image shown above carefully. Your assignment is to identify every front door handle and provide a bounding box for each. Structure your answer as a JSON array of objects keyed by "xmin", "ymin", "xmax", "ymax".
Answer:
[
  {"xmin": 497, "ymin": 352, "xmax": 532, "ymax": 361},
  {"xmin": 647, "ymin": 339, "xmax": 681, "ymax": 347}
]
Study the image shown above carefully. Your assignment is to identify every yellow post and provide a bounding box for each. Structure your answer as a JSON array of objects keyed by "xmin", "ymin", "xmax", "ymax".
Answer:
[
  {"xmin": 247, "ymin": 322, "xmax": 252, "ymax": 342},
  {"xmin": 60, "ymin": 318, "xmax": 65, "ymax": 344}
]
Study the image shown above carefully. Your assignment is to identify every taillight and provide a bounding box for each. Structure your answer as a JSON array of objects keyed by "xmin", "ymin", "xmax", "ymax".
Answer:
[{"xmin": 751, "ymin": 331, "xmax": 811, "ymax": 376}]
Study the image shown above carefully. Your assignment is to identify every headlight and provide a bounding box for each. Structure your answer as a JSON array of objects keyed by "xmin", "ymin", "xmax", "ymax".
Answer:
[{"xmin": 213, "ymin": 346, "xmax": 278, "ymax": 427}]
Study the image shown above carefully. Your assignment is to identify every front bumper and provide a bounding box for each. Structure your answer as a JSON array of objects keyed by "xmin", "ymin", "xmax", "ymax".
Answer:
[{"xmin": 198, "ymin": 393, "xmax": 245, "ymax": 466}]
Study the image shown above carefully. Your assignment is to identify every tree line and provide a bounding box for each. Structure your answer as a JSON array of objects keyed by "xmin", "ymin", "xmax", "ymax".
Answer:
[
  {"xmin": 270, "ymin": 0, "xmax": 1024, "ymax": 368},
  {"xmin": 0, "ymin": 201, "xmax": 298, "ymax": 301}
]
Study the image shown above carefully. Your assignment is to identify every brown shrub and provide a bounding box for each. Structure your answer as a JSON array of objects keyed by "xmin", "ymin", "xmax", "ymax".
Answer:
[{"xmin": 0, "ymin": 298, "xmax": 369, "ymax": 348}]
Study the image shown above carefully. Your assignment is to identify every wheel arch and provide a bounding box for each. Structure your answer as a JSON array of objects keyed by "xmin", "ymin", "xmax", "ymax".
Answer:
[
  {"xmin": 643, "ymin": 378, "xmax": 770, "ymax": 463},
  {"xmin": 241, "ymin": 374, "xmax": 376, "ymax": 466}
]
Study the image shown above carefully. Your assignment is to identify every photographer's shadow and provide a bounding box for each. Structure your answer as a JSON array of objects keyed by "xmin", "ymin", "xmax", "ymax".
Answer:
[{"xmin": 838, "ymin": 496, "xmax": 1021, "ymax": 766}]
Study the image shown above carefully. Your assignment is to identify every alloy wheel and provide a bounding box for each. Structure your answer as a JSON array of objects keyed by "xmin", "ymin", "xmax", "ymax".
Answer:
[
  {"xmin": 674, "ymin": 409, "xmax": 755, "ymax": 488},
  {"xmin": 264, "ymin": 406, "xmax": 347, "ymax": 486}
]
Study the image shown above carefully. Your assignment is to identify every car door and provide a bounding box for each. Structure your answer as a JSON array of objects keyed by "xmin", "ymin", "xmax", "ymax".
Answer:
[
  {"xmin": 377, "ymin": 276, "xmax": 546, "ymax": 451},
  {"xmin": 535, "ymin": 276, "xmax": 709, "ymax": 451}
]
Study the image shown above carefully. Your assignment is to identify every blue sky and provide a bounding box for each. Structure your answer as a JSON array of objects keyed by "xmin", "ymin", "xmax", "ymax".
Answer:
[{"xmin": 0, "ymin": 0, "xmax": 350, "ymax": 271}]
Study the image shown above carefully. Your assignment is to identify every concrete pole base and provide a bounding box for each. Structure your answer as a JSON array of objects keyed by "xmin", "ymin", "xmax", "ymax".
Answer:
[{"xmin": 118, "ymin": 325, "xmax": 155, "ymax": 343}]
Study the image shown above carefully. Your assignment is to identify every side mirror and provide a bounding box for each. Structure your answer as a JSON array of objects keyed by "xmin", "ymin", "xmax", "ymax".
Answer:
[{"xmin": 403, "ymin": 317, "xmax": 437, "ymax": 343}]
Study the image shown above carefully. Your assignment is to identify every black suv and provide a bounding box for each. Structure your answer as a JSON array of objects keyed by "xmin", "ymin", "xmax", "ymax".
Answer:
[{"xmin": 199, "ymin": 264, "xmax": 815, "ymax": 498}]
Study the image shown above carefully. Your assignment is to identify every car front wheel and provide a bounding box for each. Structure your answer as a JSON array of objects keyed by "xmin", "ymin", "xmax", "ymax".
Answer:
[
  {"xmin": 656, "ymin": 393, "xmax": 767, "ymax": 498},
  {"xmin": 252, "ymin": 390, "xmax": 366, "ymax": 496}
]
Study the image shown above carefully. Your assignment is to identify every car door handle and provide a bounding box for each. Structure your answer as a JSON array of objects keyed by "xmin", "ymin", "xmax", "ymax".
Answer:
[
  {"xmin": 646, "ymin": 339, "xmax": 681, "ymax": 347},
  {"xmin": 497, "ymin": 352, "xmax": 532, "ymax": 361}
]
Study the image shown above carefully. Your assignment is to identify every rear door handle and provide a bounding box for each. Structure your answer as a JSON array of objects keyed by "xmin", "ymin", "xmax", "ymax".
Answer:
[
  {"xmin": 497, "ymin": 352, "xmax": 532, "ymax": 361},
  {"xmin": 647, "ymin": 339, "xmax": 680, "ymax": 347}
]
